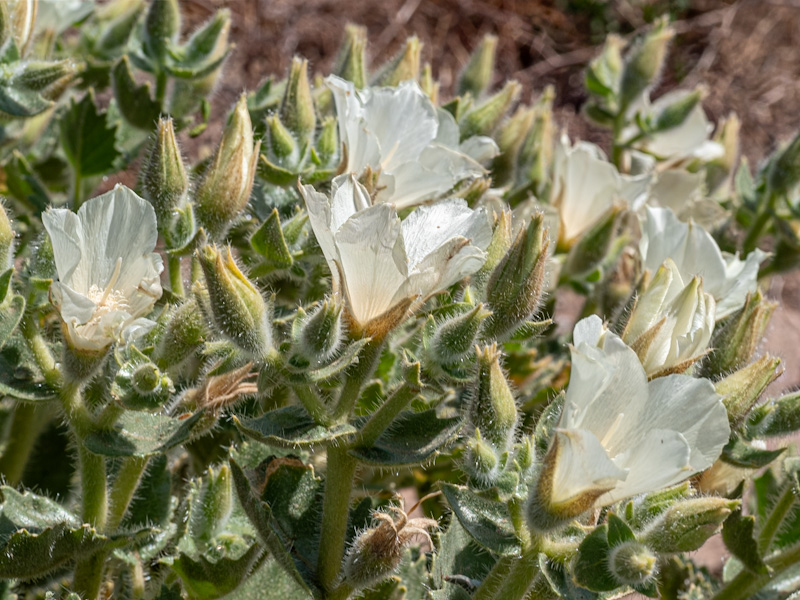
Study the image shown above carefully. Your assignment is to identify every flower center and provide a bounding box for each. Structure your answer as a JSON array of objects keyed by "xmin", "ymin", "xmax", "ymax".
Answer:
[{"xmin": 86, "ymin": 257, "xmax": 129, "ymax": 315}]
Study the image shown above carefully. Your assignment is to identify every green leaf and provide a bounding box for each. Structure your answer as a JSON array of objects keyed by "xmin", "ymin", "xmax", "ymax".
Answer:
[
  {"xmin": 540, "ymin": 554, "xmax": 599, "ymax": 599},
  {"xmin": 606, "ymin": 512, "xmax": 635, "ymax": 546},
  {"xmin": 752, "ymin": 391, "xmax": 800, "ymax": 438},
  {"xmin": 721, "ymin": 435, "xmax": 785, "ymax": 468},
  {"xmin": 59, "ymin": 90, "xmax": 121, "ymax": 177},
  {"xmin": 111, "ymin": 56, "xmax": 162, "ymax": 130},
  {"xmin": 0, "ymin": 294, "xmax": 24, "ymax": 350},
  {"xmin": 123, "ymin": 455, "xmax": 172, "ymax": 528},
  {"xmin": 250, "ymin": 208, "xmax": 293, "ymax": 268},
  {"xmin": 431, "ymin": 518, "xmax": 495, "ymax": 598},
  {"xmin": 258, "ymin": 155, "xmax": 299, "ymax": 187},
  {"xmin": 573, "ymin": 524, "xmax": 618, "ymax": 592},
  {"xmin": 234, "ymin": 406, "xmax": 358, "ymax": 449},
  {"xmin": 349, "ymin": 410, "xmax": 461, "ymax": 466},
  {"xmin": 440, "ymin": 483, "xmax": 520, "ymax": 556},
  {"xmin": 721, "ymin": 507, "xmax": 768, "ymax": 575},
  {"xmin": 83, "ymin": 410, "xmax": 207, "ymax": 457},
  {"xmin": 3, "ymin": 150, "xmax": 51, "ymax": 213},
  {"xmin": 0, "ymin": 352, "xmax": 56, "ymax": 402},
  {"xmin": 170, "ymin": 544, "xmax": 264, "ymax": 600},
  {"xmin": 225, "ymin": 556, "xmax": 314, "ymax": 600},
  {"xmin": 229, "ymin": 460, "xmax": 319, "ymax": 598},
  {"xmin": 0, "ymin": 84, "xmax": 51, "ymax": 117}
]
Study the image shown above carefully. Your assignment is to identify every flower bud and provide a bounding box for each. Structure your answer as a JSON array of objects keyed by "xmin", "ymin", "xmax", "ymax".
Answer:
[
  {"xmin": 143, "ymin": 0, "xmax": 180, "ymax": 62},
  {"xmin": 482, "ymin": 213, "xmax": 548, "ymax": 340},
  {"xmin": 472, "ymin": 210, "xmax": 512, "ymax": 293},
  {"xmin": 194, "ymin": 95, "xmax": 260, "ymax": 239},
  {"xmin": 429, "ymin": 304, "xmax": 491, "ymax": 365},
  {"xmin": 143, "ymin": 118, "xmax": 189, "ymax": 225},
  {"xmin": 0, "ymin": 199, "xmax": 14, "ymax": 271},
  {"xmin": 460, "ymin": 80, "xmax": 521, "ymax": 139},
  {"xmin": 642, "ymin": 497, "xmax": 738, "ymax": 553},
  {"xmin": 315, "ymin": 116, "xmax": 338, "ymax": 165},
  {"xmin": 700, "ymin": 290, "xmax": 776, "ymax": 378},
  {"xmin": 372, "ymin": 36, "xmax": 421, "ymax": 86},
  {"xmin": 619, "ymin": 18, "xmax": 674, "ymax": 111},
  {"xmin": 280, "ymin": 57, "xmax": 316, "ymax": 141},
  {"xmin": 265, "ymin": 114, "xmax": 297, "ymax": 160},
  {"xmin": 12, "ymin": 60, "xmax": 77, "ymax": 92},
  {"xmin": 190, "ymin": 464, "xmax": 233, "ymax": 544},
  {"xmin": 468, "ymin": 344, "xmax": 518, "ymax": 450},
  {"xmin": 609, "ymin": 541, "xmax": 657, "ymax": 586},
  {"xmin": 153, "ymin": 298, "xmax": 207, "ymax": 369},
  {"xmin": 716, "ymin": 355, "xmax": 782, "ymax": 427},
  {"xmin": 334, "ymin": 24, "xmax": 367, "ymax": 89},
  {"xmin": 295, "ymin": 298, "xmax": 344, "ymax": 364},
  {"xmin": 420, "ymin": 62, "xmax": 439, "ymax": 103},
  {"xmin": 768, "ymin": 130, "xmax": 800, "ymax": 197},
  {"xmin": 562, "ymin": 204, "xmax": 622, "ymax": 273},
  {"xmin": 464, "ymin": 431, "xmax": 500, "ymax": 483},
  {"xmin": 654, "ymin": 88, "xmax": 703, "ymax": 131},
  {"xmin": 196, "ymin": 244, "xmax": 272, "ymax": 358},
  {"xmin": 113, "ymin": 348, "xmax": 173, "ymax": 410},
  {"xmin": 491, "ymin": 107, "xmax": 534, "ymax": 186},
  {"xmin": 458, "ymin": 33, "xmax": 498, "ymax": 98}
]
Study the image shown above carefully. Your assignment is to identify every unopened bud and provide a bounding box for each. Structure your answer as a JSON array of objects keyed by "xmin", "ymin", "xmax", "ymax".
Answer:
[
  {"xmin": 464, "ymin": 430, "xmax": 500, "ymax": 483},
  {"xmin": 716, "ymin": 355, "xmax": 782, "ymax": 427},
  {"xmin": 96, "ymin": 2, "xmax": 144, "ymax": 55},
  {"xmin": 315, "ymin": 117, "xmax": 338, "ymax": 165},
  {"xmin": 197, "ymin": 244, "xmax": 272, "ymax": 358},
  {"xmin": 642, "ymin": 497, "xmax": 738, "ymax": 553},
  {"xmin": 460, "ymin": 80, "xmax": 521, "ymax": 139},
  {"xmin": 430, "ymin": 304, "xmax": 491, "ymax": 365},
  {"xmin": 153, "ymin": 298, "xmax": 207, "ymax": 369},
  {"xmin": 768, "ymin": 130, "xmax": 800, "ymax": 197},
  {"xmin": 0, "ymin": 200, "xmax": 14, "ymax": 271},
  {"xmin": 372, "ymin": 36, "xmax": 421, "ymax": 86},
  {"xmin": 609, "ymin": 541, "xmax": 657, "ymax": 586},
  {"xmin": 700, "ymin": 290, "xmax": 776, "ymax": 378},
  {"xmin": 265, "ymin": 114, "xmax": 297, "ymax": 160},
  {"xmin": 113, "ymin": 348, "xmax": 173, "ymax": 410},
  {"xmin": 563, "ymin": 204, "xmax": 622, "ymax": 274},
  {"xmin": 517, "ymin": 88, "xmax": 555, "ymax": 189},
  {"xmin": 482, "ymin": 213, "xmax": 548, "ymax": 340},
  {"xmin": 190, "ymin": 464, "xmax": 233, "ymax": 544},
  {"xmin": 458, "ymin": 33, "xmax": 498, "ymax": 97},
  {"xmin": 586, "ymin": 34, "xmax": 625, "ymax": 103},
  {"xmin": 472, "ymin": 210, "xmax": 512, "ymax": 293},
  {"xmin": 143, "ymin": 0, "xmax": 180, "ymax": 62},
  {"xmin": 143, "ymin": 118, "xmax": 189, "ymax": 224},
  {"xmin": 420, "ymin": 62, "xmax": 439, "ymax": 103},
  {"xmin": 654, "ymin": 88, "xmax": 703, "ymax": 131},
  {"xmin": 491, "ymin": 107, "xmax": 534, "ymax": 186},
  {"xmin": 195, "ymin": 95, "xmax": 260, "ymax": 239},
  {"xmin": 296, "ymin": 298, "xmax": 344, "ymax": 364},
  {"xmin": 12, "ymin": 60, "xmax": 77, "ymax": 92},
  {"xmin": 334, "ymin": 24, "xmax": 367, "ymax": 89},
  {"xmin": 619, "ymin": 18, "xmax": 674, "ymax": 111},
  {"xmin": 280, "ymin": 57, "xmax": 316, "ymax": 141},
  {"xmin": 468, "ymin": 344, "xmax": 518, "ymax": 450}
]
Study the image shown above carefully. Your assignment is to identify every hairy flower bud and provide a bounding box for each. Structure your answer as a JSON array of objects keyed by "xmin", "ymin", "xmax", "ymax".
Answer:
[
  {"xmin": 113, "ymin": 348, "xmax": 173, "ymax": 410},
  {"xmin": 195, "ymin": 95, "xmax": 260, "ymax": 239},
  {"xmin": 0, "ymin": 199, "xmax": 14, "ymax": 272},
  {"xmin": 458, "ymin": 33, "xmax": 498, "ymax": 98},
  {"xmin": 265, "ymin": 114, "xmax": 297, "ymax": 160},
  {"xmin": 372, "ymin": 35, "xmax": 421, "ymax": 86},
  {"xmin": 429, "ymin": 304, "xmax": 491, "ymax": 365},
  {"xmin": 460, "ymin": 80, "xmax": 521, "ymax": 139},
  {"xmin": 464, "ymin": 431, "xmax": 500, "ymax": 483},
  {"xmin": 143, "ymin": 118, "xmax": 189, "ymax": 225},
  {"xmin": 468, "ymin": 344, "xmax": 518, "ymax": 450},
  {"xmin": 716, "ymin": 355, "xmax": 782, "ymax": 427},
  {"xmin": 143, "ymin": 0, "xmax": 180, "ymax": 62},
  {"xmin": 295, "ymin": 298, "xmax": 344, "ymax": 364},
  {"xmin": 482, "ymin": 213, "xmax": 548, "ymax": 340},
  {"xmin": 609, "ymin": 541, "xmax": 658, "ymax": 586},
  {"xmin": 196, "ymin": 244, "xmax": 272, "ymax": 358},
  {"xmin": 334, "ymin": 23, "xmax": 367, "ymax": 89},
  {"xmin": 190, "ymin": 464, "xmax": 233, "ymax": 544},
  {"xmin": 642, "ymin": 497, "xmax": 738, "ymax": 553},
  {"xmin": 619, "ymin": 18, "xmax": 674, "ymax": 110},
  {"xmin": 280, "ymin": 56, "xmax": 316, "ymax": 141},
  {"xmin": 315, "ymin": 116, "xmax": 338, "ymax": 164},
  {"xmin": 153, "ymin": 298, "xmax": 207, "ymax": 369}
]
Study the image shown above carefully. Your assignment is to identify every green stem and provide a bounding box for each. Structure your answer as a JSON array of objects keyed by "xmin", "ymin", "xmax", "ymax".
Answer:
[
  {"xmin": 107, "ymin": 456, "xmax": 149, "ymax": 531},
  {"xmin": 21, "ymin": 317, "xmax": 61, "ymax": 387},
  {"xmin": 507, "ymin": 496, "xmax": 532, "ymax": 552},
  {"xmin": 328, "ymin": 583, "xmax": 354, "ymax": 600},
  {"xmin": 318, "ymin": 446, "xmax": 359, "ymax": 592},
  {"xmin": 478, "ymin": 548, "xmax": 541, "ymax": 600},
  {"xmin": 743, "ymin": 191, "xmax": 776, "ymax": 255},
  {"xmin": 78, "ymin": 444, "xmax": 107, "ymax": 529},
  {"xmin": 472, "ymin": 556, "xmax": 515, "ymax": 600},
  {"xmin": 73, "ymin": 551, "xmax": 107, "ymax": 600},
  {"xmin": 294, "ymin": 385, "xmax": 332, "ymax": 426},
  {"xmin": 155, "ymin": 70, "xmax": 168, "ymax": 107},
  {"xmin": 711, "ymin": 542, "xmax": 800, "ymax": 600},
  {"xmin": 0, "ymin": 402, "xmax": 50, "ymax": 485},
  {"xmin": 333, "ymin": 339, "xmax": 384, "ymax": 422},
  {"xmin": 355, "ymin": 381, "xmax": 418, "ymax": 447},
  {"xmin": 168, "ymin": 254, "xmax": 185, "ymax": 297},
  {"xmin": 758, "ymin": 483, "xmax": 796, "ymax": 554}
]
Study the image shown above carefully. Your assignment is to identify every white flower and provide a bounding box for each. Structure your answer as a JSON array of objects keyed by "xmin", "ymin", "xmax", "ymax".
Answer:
[
  {"xmin": 550, "ymin": 135, "xmax": 650, "ymax": 247},
  {"xmin": 327, "ymin": 75, "xmax": 495, "ymax": 210},
  {"xmin": 529, "ymin": 315, "xmax": 729, "ymax": 527},
  {"xmin": 639, "ymin": 206, "xmax": 767, "ymax": 320},
  {"xmin": 620, "ymin": 258, "xmax": 715, "ymax": 376},
  {"xmin": 299, "ymin": 174, "xmax": 492, "ymax": 336},
  {"xmin": 43, "ymin": 185, "xmax": 163, "ymax": 352}
]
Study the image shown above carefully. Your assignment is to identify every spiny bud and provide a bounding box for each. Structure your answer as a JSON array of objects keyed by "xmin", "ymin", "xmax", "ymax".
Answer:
[
  {"xmin": 482, "ymin": 213, "xmax": 548, "ymax": 340},
  {"xmin": 458, "ymin": 33, "xmax": 498, "ymax": 98},
  {"xmin": 153, "ymin": 298, "xmax": 207, "ymax": 369},
  {"xmin": 430, "ymin": 304, "xmax": 491, "ymax": 365},
  {"xmin": 700, "ymin": 290, "xmax": 776, "ymax": 378},
  {"xmin": 143, "ymin": 0, "xmax": 180, "ymax": 62},
  {"xmin": 609, "ymin": 541, "xmax": 657, "ymax": 586},
  {"xmin": 265, "ymin": 114, "xmax": 297, "ymax": 160},
  {"xmin": 197, "ymin": 244, "xmax": 272, "ymax": 358},
  {"xmin": 195, "ymin": 95, "xmax": 260, "ymax": 239},
  {"xmin": 472, "ymin": 211, "xmax": 512, "ymax": 293},
  {"xmin": 315, "ymin": 117, "xmax": 338, "ymax": 165},
  {"xmin": 190, "ymin": 464, "xmax": 233, "ymax": 544},
  {"xmin": 335, "ymin": 23, "xmax": 367, "ymax": 89},
  {"xmin": 768, "ymin": 130, "xmax": 800, "ymax": 197},
  {"xmin": 491, "ymin": 107, "xmax": 534, "ymax": 186},
  {"xmin": 280, "ymin": 57, "xmax": 316, "ymax": 141},
  {"xmin": 464, "ymin": 431, "xmax": 500, "ymax": 483},
  {"xmin": 517, "ymin": 87, "xmax": 555, "ymax": 189},
  {"xmin": 0, "ymin": 199, "xmax": 14, "ymax": 271},
  {"xmin": 460, "ymin": 80, "xmax": 521, "ymax": 139},
  {"xmin": 372, "ymin": 36, "xmax": 421, "ymax": 86},
  {"xmin": 716, "ymin": 355, "xmax": 782, "ymax": 427},
  {"xmin": 112, "ymin": 348, "xmax": 173, "ymax": 410},
  {"xmin": 642, "ymin": 497, "xmax": 738, "ymax": 553},
  {"xmin": 296, "ymin": 298, "xmax": 344, "ymax": 364},
  {"xmin": 619, "ymin": 18, "xmax": 674, "ymax": 111},
  {"xmin": 468, "ymin": 344, "xmax": 518, "ymax": 450},
  {"xmin": 143, "ymin": 118, "xmax": 189, "ymax": 224},
  {"xmin": 11, "ymin": 60, "xmax": 77, "ymax": 92}
]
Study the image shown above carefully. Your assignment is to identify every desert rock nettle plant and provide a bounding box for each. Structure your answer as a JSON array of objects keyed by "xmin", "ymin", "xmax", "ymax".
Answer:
[{"xmin": 2, "ymin": 1, "xmax": 800, "ymax": 599}]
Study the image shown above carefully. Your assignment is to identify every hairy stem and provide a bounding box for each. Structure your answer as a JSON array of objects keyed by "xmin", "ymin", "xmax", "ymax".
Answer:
[
  {"xmin": 107, "ymin": 456, "xmax": 150, "ymax": 531},
  {"xmin": 355, "ymin": 381, "xmax": 419, "ymax": 447},
  {"xmin": 168, "ymin": 254, "xmax": 185, "ymax": 297},
  {"xmin": 294, "ymin": 384, "xmax": 332, "ymax": 426},
  {"xmin": 0, "ymin": 402, "xmax": 50, "ymax": 485},
  {"xmin": 758, "ymin": 482, "xmax": 797, "ymax": 554},
  {"xmin": 333, "ymin": 339, "xmax": 384, "ymax": 422}
]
